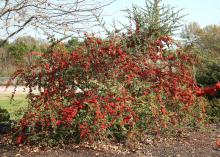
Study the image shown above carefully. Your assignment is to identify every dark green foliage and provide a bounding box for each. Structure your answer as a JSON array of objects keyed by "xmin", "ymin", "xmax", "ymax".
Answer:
[
  {"xmin": 65, "ymin": 38, "xmax": 81, "ymax": 52},
  {"xmin": 0, "ymin": 107, "xmax": 10, "ymax": 122},
  {"xmin": 196, "ymin": 61, "xmax": 220, "ymax": 87},
  {"xmin": 206, "ymin": 99, "xmax": 220, "ymax": 123},
  {"xmin": 0, "ymin": 107, "xmax": 11, "ymax": 134}
]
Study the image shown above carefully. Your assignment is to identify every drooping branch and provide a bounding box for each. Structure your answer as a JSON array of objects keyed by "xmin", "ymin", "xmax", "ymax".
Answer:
[
  {"xmin": 0, "ymin": 16, "xmax": 35, "ymax": 46},
  {"xmin": 0, "ymin": 0, "xmax": 115, "ymax": 46}
]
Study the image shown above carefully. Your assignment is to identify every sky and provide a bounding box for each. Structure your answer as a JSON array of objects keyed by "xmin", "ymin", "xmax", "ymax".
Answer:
[
  {"xmin": 103, "ymin": 0, "xmax": 220, "ymax": 27},
  {"xmin": 4, "ymin": 0, "xmax": 220, "ymax": 41}
]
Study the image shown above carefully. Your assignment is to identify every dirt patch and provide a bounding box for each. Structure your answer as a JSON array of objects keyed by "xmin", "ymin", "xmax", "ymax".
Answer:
[{"xmin": 0, "ymin": 125, "xmax": 219, "ymax": 157}]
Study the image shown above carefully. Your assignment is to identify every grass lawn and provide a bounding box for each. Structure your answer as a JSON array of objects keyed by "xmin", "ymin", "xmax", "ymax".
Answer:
[{"xmin": 0, "ymin": 94, "xmax": 27, "ymax": 120}]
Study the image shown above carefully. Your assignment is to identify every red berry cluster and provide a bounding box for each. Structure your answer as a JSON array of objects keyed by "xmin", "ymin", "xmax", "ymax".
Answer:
[{"xmin": 12, "ymin": 33, "xmax": 206, "ymax": 144}]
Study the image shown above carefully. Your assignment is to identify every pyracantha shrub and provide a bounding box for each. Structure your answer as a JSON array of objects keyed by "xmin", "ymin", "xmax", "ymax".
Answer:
[{"xmin": 10, "ymin": 31, "xmax": 206, "ymax": 144}]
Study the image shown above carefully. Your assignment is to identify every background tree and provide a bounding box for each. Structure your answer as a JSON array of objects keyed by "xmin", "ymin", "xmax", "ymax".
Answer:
[
  {"xmin": 126, "ymin": 0, "xmax": 183, "ymax": 37},
  {"xmin": 0, "ymin": 0, "xmax": 114, "ymax": 47},
  {"xmin": 117, "ymin": 0, "xmax": 184, "ymax": 52},
  {"xmin": 65, "ymin": 37, "xmax": 82, "ymax": 52},
  {"xmin": 7, "ymin": 36, "xmax": 47, "ymax": 63},
  {"xmin": 181, "ymin": 22, "xmax": 220, "ymax": 122},
  {"xmin": 0, "ymin": 36, "xmax": 47, "ymax": 76},
  {"xmin": 181, "ymin": 22, "xmax": 220, "ymax": 86}
]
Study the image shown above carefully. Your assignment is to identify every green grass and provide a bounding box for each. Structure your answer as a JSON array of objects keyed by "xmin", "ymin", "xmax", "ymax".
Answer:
[{"xmin": 0, "ymin": 94, "xmax": 27, "ymax": 120}]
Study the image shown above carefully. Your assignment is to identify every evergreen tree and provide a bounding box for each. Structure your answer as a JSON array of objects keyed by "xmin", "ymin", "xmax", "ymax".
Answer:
[
  {"xmin": 126, "ymin": 0, "xmax": 184, "ymax": 38},
  {"xmin": 121, "ymin": 0, "xmax": 184, "ymax": 53}
]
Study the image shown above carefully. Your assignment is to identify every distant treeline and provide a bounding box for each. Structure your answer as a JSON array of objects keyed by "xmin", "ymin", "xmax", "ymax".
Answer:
[{"xmin": 0, "ymin": 36, "xmax": 80, "ymax": 76}]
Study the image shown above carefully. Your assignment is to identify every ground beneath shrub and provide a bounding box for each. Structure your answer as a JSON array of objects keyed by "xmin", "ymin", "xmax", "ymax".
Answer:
[{"xmin": 0, "ymin": 125, "xmax": 219, "ymax": 157}]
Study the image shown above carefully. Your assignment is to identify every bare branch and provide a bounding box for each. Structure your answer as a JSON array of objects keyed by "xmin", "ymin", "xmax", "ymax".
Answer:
[
  {"xmin": 0, "ymin": 16, "xmax": 35, "ymax": 46},
  {"xmin": 0, "ymin": 0, "xmax": 115, "ymax": 45}
]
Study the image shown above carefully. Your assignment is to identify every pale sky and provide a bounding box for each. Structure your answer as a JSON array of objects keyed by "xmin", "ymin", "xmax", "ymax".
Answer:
[
  {"xmin": 104, "ymin": 0, "xmax": 220, "ymax": 27},
  {"xmin": 8, "ymin": 0, "xmax": 220, "ymax": 40}
]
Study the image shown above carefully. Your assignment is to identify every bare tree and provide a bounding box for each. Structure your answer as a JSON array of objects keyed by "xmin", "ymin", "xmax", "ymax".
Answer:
[{"xmin": 0, "ymin": 0, "xmax": 114, "ymax": 46}]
